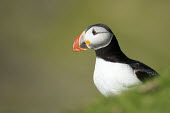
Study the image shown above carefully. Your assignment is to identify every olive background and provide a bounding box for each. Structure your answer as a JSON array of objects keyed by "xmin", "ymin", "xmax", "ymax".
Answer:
[{"xmin": 0, "ymin": 0, "xmax": 169, "ymax": 113}]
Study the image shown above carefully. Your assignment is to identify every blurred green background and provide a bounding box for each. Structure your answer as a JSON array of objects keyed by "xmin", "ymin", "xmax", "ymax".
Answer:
[{"xmin": 0, "ymin": 0, "xmax": 169, "ymax": 113}]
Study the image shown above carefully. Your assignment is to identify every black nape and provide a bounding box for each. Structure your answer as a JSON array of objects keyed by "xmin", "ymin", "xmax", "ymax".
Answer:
[{"xmin": 95, "ymin": 35, "xmax": 129, "ymax": 63}]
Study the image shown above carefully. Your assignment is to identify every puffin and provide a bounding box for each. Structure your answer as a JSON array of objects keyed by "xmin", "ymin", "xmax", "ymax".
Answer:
[{"xmin": 73, "ymin": 24, "xmax": 159, "ymax": 96}]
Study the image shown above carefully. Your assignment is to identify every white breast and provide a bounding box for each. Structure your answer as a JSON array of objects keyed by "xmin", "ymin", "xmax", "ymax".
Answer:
[{"xmin": 93, "ymin": 57, "xmax": 141, "ymax": 96}]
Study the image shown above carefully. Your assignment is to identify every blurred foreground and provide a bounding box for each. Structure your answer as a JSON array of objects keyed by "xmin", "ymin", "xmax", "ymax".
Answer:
[{"xmin": 77, "ymin": 69, "xmax": 170, "ymax": 113}]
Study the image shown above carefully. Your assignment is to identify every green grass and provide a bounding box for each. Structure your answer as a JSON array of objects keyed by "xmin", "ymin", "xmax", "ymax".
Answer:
[{"xmin": 75, "ymin": 68, "xmax": 170, "ymax": 113}]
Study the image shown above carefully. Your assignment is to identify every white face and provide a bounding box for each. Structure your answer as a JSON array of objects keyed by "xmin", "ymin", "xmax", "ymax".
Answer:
[{"xmin": 84, "ymin": 26, "xmax": 113, "ymax": 50}]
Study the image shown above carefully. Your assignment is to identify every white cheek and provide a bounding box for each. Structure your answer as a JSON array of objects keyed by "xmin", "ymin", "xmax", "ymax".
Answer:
[
  {"xmin": 86, "ymin": 33, "xmax": 112, "ymax": 50},
  {"xmin": 93, "ymin": 34, "xmax": 110, "ymax": 44}
]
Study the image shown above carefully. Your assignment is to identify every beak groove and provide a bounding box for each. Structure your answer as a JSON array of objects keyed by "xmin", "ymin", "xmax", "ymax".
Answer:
[{"xmin": 73, "ymin": 32, "xmax": 88, "ymax": 51}]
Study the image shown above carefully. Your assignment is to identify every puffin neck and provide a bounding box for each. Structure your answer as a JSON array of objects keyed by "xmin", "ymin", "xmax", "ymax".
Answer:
[{"xmin": 95, "ymin": 36, "xmax": 129, "ymax": 63}]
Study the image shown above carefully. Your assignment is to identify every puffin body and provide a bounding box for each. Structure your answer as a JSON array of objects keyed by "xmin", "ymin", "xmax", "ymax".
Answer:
[
  {"xmin": 73, "ymin": 24, "xmax": 159, "ymax": 96},
  {"xmin": 94, "ymin": 57, "xmax": 141, "ymax": 96}
]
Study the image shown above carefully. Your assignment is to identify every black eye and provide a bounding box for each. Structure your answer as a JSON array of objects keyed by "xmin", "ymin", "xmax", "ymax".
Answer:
[{"xmin": 92, "ymin": 29, "xmax": 98, "ymax": 35}]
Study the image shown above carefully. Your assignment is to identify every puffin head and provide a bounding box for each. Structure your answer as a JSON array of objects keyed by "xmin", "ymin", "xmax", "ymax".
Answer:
[{"xmin": 73, "ymin": 24, "xmax": 114, "ymax": 51}]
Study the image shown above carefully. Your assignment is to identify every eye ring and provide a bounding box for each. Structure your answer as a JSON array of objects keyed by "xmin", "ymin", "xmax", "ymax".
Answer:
[{"xmin": 92, "ymin": 29, "xmax": 98, "ymax": 35}]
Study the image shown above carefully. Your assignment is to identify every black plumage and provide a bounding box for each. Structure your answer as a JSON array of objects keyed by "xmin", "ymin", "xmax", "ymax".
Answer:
[{"xmin": 90, "ymin": 24, "xmax": 159, "ymax": 82}]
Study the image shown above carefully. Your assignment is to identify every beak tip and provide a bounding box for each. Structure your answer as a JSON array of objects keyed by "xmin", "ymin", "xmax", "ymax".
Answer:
[
  {"xmin": 72, "ymin": 32, "xmax": 87, "ymax": 52},
  {"xmin": 72, "ymin": 48, "xmax": 77, "ymax": 51},
  {"xmin": 72, "ymin": 47, "xmax": 85, "ymax": 51}
]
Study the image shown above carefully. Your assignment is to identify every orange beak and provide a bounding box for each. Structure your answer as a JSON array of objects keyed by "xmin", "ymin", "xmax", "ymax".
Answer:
[{"xmin": 73, "ymin": 31, "xmax": 88, "ymax": 51}]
